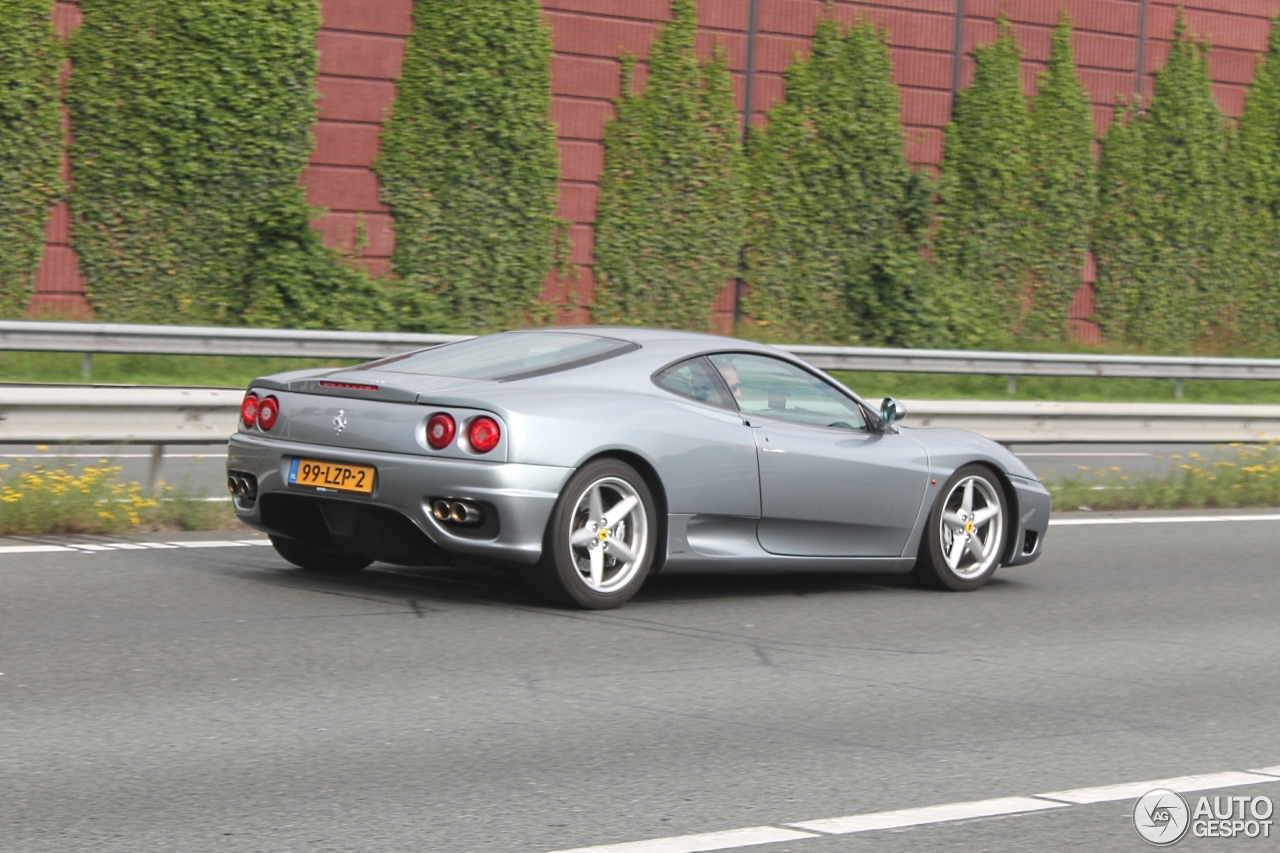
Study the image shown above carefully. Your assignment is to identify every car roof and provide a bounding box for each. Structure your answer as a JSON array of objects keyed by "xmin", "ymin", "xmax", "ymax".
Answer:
[{"xmin": 508, "ymin": 325, "xmax": 777, "ymax": 349}]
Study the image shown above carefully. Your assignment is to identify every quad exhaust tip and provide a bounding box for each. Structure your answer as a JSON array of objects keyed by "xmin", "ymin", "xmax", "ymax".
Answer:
[
  {"xmin": 226, "ymin": 473, "xmax": 258, "ymax": 499},
  {"xmin": 432, "ymin": 499, "xmax": 482, "ymax": 526}
]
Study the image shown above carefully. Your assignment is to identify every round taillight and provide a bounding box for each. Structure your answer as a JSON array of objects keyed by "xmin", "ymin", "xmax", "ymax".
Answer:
[
  {"xmin": 240, "ymin": 393, "xmax": 259, "ymax": 429},
  {"xmin": 426, "ymin": 413, "xmax": 456, "ymax": 449},
  {"xmin": 469, "ymin": 416, "xmax": 500, "ymax": 453},
  {"xmin": 257, "ymin": 396, "xmax": 279, "ymax": 431}
]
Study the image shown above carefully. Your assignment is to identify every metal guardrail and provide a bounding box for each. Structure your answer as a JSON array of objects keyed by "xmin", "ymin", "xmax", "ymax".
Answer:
[
  {"xmin": 2, "ymin": 386, "xmax": 1278, "ymax": 446},
  {"xmin": 4, "ymin": 320, "xmax": 1280, "ymax": 384}
]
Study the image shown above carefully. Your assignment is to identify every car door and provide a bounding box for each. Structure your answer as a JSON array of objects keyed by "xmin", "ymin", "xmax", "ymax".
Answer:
[{"xmin": 708, "ymin": 353, "xmax": 930, "ymax": 558}]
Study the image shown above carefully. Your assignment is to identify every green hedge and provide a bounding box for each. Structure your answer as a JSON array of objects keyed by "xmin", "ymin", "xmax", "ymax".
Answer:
[
  {"xmin": 591, "ymin": 0, "xmax": 743, "ymax": 331},
  {"xmin": 1025, "ymin": 17, "xmax": 1096, "ymax": 343},
  {"xmin": 375, "ymin": 0, "xmax": 560, "ymax": 334},
  {"xmin": 933, "ymin": 20, "xmax": 1031, "ymax": 348},
  {"xmin": 1094, "ymin": 18, "xmax": 1235, "ymax": 352},
  {"xmin": 0, "ymin": 0, "xmax": 62, "ymax": 318},
  {"xmin": 68, "ymin": 0, "xmax": 383, "ymax": 329},
  {"xmin": 1234, "ymin": 16, "xmax": 1280, "ymax": 351},
  {"xmin": 743, "ymin": 15, "xmax": 930, "ymax": 345}
]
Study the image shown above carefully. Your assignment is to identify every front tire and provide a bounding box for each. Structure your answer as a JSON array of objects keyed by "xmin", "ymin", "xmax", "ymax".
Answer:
[
  {"xmin": 911, "ymin": 465, "xmax": 1007, "ymax": 591},
  {"xmin": 526, "ymin": 459, "xmax": 657, "ymax": 609},
  {"xmin": 269, "ymin": 535, "xmax": 373, "ymax": 574}
]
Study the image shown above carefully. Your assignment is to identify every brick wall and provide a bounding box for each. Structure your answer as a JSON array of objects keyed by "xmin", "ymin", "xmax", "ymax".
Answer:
[{"xmin": 27, "ymin": 0, "xmax": 1280, "ymax": 337}]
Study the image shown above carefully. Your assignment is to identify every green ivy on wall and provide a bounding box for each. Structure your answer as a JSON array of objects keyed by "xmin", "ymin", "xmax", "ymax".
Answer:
[
  {"xmin": 1024, "ymin": 16, "xmax": 1096, "ymax": 343},
  {"xmin": 0, "ymin": 0, "xmax": 62, "ymax": 318},
  {"xmin": 592, "ymin": 0, "xmax": 744, "ymax": 331},
  {"xmin": 68, "ymin": 0, "xmax": 382, "ymax": 329},
  {"xmin": 933, "ymin": 19, "xmax": 1032, "ymax": 348},
  {"xmin": 375, "ymin": 0, "xmax": 560, "ymax": 334},
  {"xmin": 743, "ymin": 14, "xmax": 931, "ymax": 345},
  {"xmin": 1233, "ymin": 15, "xmax": 1280, "ymax": 351},
  {"xmin": 1093, "ymin": 18, "xmax": 1236, "ymax": 353}
]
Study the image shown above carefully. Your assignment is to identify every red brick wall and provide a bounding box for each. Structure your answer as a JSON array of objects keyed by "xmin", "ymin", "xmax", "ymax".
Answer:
[{"xmin": 27, "ymin": 0, "xmax": 1280, "ymax": 336}]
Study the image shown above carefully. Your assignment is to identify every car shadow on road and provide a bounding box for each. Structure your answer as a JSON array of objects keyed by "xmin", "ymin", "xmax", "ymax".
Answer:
[{"xmin": 229, "ymin": 547, "xmax": 998, "ymax": 612}]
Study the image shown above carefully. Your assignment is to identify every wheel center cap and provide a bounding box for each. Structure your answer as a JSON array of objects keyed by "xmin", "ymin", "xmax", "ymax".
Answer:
[
  {"xmin": 964, "ymin": 520, "xmax": 975, "ymax": 535},
  {"xmin": 598, "ymin": 529, "xmax": 609, "ymax": 542}
]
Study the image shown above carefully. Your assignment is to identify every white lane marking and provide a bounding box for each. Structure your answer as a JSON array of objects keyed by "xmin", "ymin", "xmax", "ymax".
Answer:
[
  {"xmin": 0, "ymin": 538, "xmax": 271, "ymax": 556},
  {"xmin": 550, "ymin": 827, "xmax": 817, "ymax": 853},
  {"xmin": 0, "ymin": 453, "xmax": 227, "ymax": 459},
  {"xmin": 789, "ymin": 796, "xmax": 1064, "ymax": 835},
  {"xmin": 0, "ymin": 545, "xmax": 76, "ymax": 554},
  {"xmin": 1018, "ymin": 452, "xmax": 1153, "ymax": 457},
  {"xmin": 544, "ymin": 765, "xmax": 1280, "ymax": 853},
  {"xmin": 1038, "ymin": 771, "xmax": 1276, "ymax": 804},
  {"xmin": 168, "ymin": 541, "xmax": 250, "ymax": 549},
  {"xmin": 1051, "ymin": 514, "xmax": 1280, "ymax": 526}
]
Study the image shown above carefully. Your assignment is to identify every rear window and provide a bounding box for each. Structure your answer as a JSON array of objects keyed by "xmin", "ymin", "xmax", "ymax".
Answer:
[{"xmin": 370, "ymin": 332, "xmax": 637, "ymax": 381}]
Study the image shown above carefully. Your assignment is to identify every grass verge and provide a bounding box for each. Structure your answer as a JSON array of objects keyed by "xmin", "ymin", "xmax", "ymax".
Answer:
[
  {"xmin": 0, "ymin": 460, "xmax": 238, "ymax": 536},
  {"xmin": 1046, "ymin": 444, "xmax": 1280, "ymax": 511}
]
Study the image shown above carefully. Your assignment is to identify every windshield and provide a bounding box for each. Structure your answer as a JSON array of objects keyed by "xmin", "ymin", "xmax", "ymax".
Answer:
[{"xmin": 369, "ymin": 332, "xmax": 636, "ymax": 381}]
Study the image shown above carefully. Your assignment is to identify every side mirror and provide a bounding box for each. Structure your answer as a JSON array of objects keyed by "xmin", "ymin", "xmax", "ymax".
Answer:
[{"xmin": 880, "ymin": 397, "xmax": 907, "ymax": 425}]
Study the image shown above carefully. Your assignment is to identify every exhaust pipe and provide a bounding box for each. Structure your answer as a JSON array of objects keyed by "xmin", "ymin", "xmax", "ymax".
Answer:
[
  {"xmin": 227, "ymin": 472, "xmax": 258, "ymax": 500},
  {"xmin": 432, "ymin": 498, "xmax": 482, "ymax": 526}
]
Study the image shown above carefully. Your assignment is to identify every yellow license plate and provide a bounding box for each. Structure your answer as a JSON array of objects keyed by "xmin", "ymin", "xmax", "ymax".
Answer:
[{"xmin": 288, "ymin": 458, "xmax": 375, "ymax": 494}]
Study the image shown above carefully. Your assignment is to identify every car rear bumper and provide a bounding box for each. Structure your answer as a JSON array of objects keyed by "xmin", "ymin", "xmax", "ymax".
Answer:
[
  {"xmin": 227, "ymin": 434, "xmax": 573, "ymax": 566},
  {"xmin": 1005, "ymin": 475, "xmax": 1051, "ymax": 567}
]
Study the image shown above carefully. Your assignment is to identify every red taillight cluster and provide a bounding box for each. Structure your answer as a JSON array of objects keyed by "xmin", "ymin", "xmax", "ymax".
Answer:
[
  {"xmin": 425, "ymin": 412, "xmax": 500, "ymax": 454},
  {"xmin": 469, "ymin": 417, "xmax": 501, "ymax": 453},
  {"xmin": 241, "ymin": 392, "xmax": 280, "ymax": 431},
  {"xmin": 426, "ymin": 413, "xmax": 456, "ymax": 449}
]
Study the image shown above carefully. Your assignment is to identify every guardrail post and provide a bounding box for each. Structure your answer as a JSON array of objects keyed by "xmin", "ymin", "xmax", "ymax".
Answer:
[
  {"xmin": 1006, "ymin": 376, "xmax": 1017, "ymax": 395},
  {"xmin": 1175, "ymin": 379, "xmax": 1184, "ymax": 399},
  {"xmin": 148, "ymin": 444, "xmax": 164, "ymax": 493},
  {"xmin": 81, "ymin": 353, "xmax": 92, "ymax": 381}
]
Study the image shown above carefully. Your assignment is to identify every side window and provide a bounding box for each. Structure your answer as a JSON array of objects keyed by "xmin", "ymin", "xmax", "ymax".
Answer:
[
  {"xmin": 708, "ymin": 353, "xmax": 866, "ymax": 431},
  {"xmin": 654, "ymin": 357, "xmax": 736, "ymax": 411}
]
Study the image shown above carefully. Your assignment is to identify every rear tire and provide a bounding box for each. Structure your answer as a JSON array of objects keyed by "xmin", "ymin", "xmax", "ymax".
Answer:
[
  {"xmin": 911, "ymin": 465, "xmax": 1007, "ymax": 592},
  {"xmin": 525, "ymin": 459, "xmax": 657, "ymax": 610},
  {"xmin": 269, "ymin": 535, "xmax": 373, "ymax": 574}
]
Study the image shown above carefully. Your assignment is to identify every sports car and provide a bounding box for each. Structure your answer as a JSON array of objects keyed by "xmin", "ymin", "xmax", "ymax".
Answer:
[{"xmin": 226, "ymin": 328, "xmax": 1050, "ymax": 608}]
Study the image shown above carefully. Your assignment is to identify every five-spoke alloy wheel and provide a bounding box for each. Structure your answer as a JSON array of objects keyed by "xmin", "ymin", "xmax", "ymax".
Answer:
[
  {"xmin": 912, "ymin": 464, "xmax": 1007, "ymax": 591},
  {"xmin": 528, "ymin": 458, "xmax": 657, "ymax": 609}
]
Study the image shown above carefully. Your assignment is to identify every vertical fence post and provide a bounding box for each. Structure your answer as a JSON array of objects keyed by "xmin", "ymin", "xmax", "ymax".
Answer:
[
  {"xmin": 732, "ymin": 0, "xmax": 760, "ymax": 334},
  {"xmin": 950, "ymin": 0, "xmax": 966, "ymax": 116},
  {"xmin": 1135, "ymin": 0, "xmax": 1149, "ymax": 101}
]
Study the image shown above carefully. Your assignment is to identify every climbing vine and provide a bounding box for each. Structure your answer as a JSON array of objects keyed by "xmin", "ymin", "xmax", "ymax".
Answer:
[
  {"xmin": 1024, "ymin": 16, "xmax": 1097, "ymax": 343},
  {"xmin": 68, "ymin": 0, "xmax": 383, "ymax": 329},
  {"xmin": 591, "ymin": 0, "xmax": 744, "ymax": 331},
  {"xmin": 933, "ymin": 19, "xmax": 1032, "ymax": 348},
  {"xmin": 743, "ymin": 14, "xmax": 931, "ymax": 345},
  {"xmin": 0, "ymin": 0, "xmax": 62, "ymax": 318},
  {"xmin": 376, "ymin": 0, "xmax": 561, "ymax": 333},
  {"xmin": 1093, "ymin": 18, "xmax": 1236, "ymax": 352}
]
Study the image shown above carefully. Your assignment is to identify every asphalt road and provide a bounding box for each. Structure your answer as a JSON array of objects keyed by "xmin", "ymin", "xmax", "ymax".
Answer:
[{"xmin": 2, "ymin": 513, "xmax": 1279, "ymax": 851}]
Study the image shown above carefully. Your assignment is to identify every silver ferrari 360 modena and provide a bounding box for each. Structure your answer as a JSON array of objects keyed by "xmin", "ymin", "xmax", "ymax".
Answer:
[{"xmin": 227, "ymin": 328, "xmax": 1050, "ymax": 609}]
